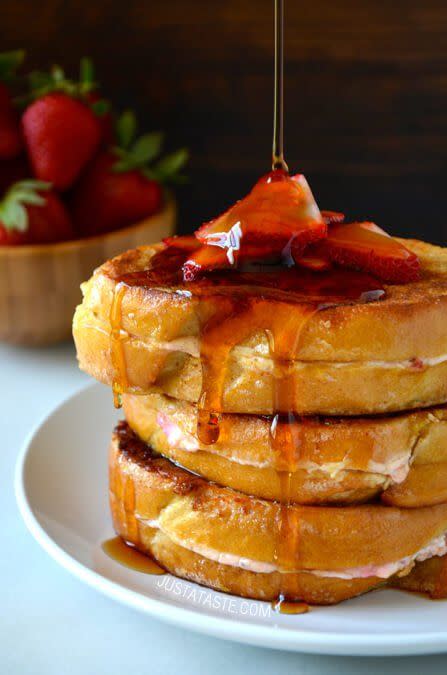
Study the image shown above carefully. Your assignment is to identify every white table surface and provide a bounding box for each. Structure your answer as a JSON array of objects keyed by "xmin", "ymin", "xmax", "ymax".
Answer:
[{"xmin": 2, "ymin": 340, "xmax": 447, "ymax": 674}]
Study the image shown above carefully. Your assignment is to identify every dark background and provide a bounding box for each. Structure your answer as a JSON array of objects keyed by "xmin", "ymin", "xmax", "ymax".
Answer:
[{"xmin": 2, "ymin": 0, "xmax": 447, "ymax": 243}]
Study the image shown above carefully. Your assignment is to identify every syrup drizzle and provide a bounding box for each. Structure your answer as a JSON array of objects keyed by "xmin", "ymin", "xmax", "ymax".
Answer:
[
  {"xmin": 111, "ymin": 244, "xmax": 383, "ymax": 612},
  {"xmin": 272, "ymin": 0, "xmax": 288, "ymax": 172},
  {"xmin": 107, "ymin": 0, "xmax": 385, "ymax": 602},
  {"xmin": 433, "ymin": 556, "xmax": 447, "ymax": 599},
  {"xmin": 110, "ymin": 282, "xmax": 129, "ymax": 408},
  {"xmin": 102, "ymin": 536, "xmax": 166, "ymax": 575}
]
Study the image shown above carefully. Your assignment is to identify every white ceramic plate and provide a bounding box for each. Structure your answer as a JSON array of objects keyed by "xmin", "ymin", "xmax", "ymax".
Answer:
[{"xmin": 15, "ymin": 382, "xmax": 447, "ymax": 656}]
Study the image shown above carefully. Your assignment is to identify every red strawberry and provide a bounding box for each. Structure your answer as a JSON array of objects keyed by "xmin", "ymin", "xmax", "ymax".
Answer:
[
  {"xmin": 322, "ymin": 221, "xmax": 421, "ymax": 283},
  {"xmin": 22, "ymin": 93, "xmax": 101, "ymax": 190},
  {"xmin": 182, "ymin": 245, "xmax": 228, "ymax": 281},
  {"xmin": 182, "ymin": 239, "xmax": 291, "ymax": 282},
  {"xmin": 0, "ymin": 179, "xmax": 73, "ymax": 245},
  {"xmin": 0, "ymin": 83, "xmax": 22, "ymax": 159},
  {"xmin": 70, "ymin": 152, "xmax": 163, "ymax": 237},
  {"xmin": 86, "ymin": 91, "xmax": 114, "ymax": 145},
  {"xmin": 163, "ymin": 235, "xmax": 200, "ymax": 251},
  {"xmin": 71, "ymin": 111, "xmax": 187, "ymax": 237},
  {"xmin": 294, "ymin": 249, "xmax": 332, "ymax": 271},
  {"xmin": 195, "ymin": 171, "xmax": 326, "ymax": 266}
]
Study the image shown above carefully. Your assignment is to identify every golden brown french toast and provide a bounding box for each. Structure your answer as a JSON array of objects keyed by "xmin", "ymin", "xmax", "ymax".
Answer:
[
  {"xmin": 122, "ymin": 392, "xmax": 447, "ymax": 507},
  {"xmin": 110, "ymin": 422, "xmax": 447, "ymax": 604},
  {"xmin": 74, "ymin": 239, "xmax": 447, "ymax": 415}
]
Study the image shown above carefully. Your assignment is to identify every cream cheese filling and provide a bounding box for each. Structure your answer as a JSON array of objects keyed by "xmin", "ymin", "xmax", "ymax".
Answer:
[
  {"xmin": 82, "ymin": 319, "xmax": 447, "ymax": 371},
  {"xmin": 141, "ymin": 516, "xmax": 447, "ymax": 579},
  {"xmin": 156, "ymin": 413, "xmax": 410, "ymax": 483}
]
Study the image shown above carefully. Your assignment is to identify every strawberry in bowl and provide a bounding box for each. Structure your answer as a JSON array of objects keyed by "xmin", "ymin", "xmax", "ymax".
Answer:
[{"xmin": 0, "ymin": 52, "xmax": 187, "ymax": 345}]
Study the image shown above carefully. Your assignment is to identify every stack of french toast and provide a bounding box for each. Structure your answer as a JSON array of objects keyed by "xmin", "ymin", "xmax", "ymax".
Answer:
[{"xmin": 73, "ymin": 171, "xmax": 447, "ymax": 607}]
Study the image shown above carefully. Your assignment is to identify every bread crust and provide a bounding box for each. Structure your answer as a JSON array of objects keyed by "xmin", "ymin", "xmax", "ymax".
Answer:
[
  {"xmin": 74, "ymin": 239, "xmax": 447, "ymax": 415},
  {"xmin": 109, "ymin": 423, "xmax": 447, "ymax": 603},
  {"xmin": 122, "ymin": 392, "xmax": 447, "ymax": 507}
]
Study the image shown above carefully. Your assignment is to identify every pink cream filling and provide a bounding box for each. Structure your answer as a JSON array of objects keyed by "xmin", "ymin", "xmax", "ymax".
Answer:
[{"xmin": 156, "ymin": 412, "xmax": 410, "ymax": 480}]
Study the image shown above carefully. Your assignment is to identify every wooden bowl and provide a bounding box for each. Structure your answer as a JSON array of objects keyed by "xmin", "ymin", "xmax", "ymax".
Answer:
[{"xmin": 0, "ymin": 196, "xmax": 176, "ymax": 346}]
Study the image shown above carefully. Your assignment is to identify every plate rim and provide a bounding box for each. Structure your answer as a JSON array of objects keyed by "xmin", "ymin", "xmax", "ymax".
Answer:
[{"xmin": 14, "ymin": 382, "xmax": 447, "ymax": 656}]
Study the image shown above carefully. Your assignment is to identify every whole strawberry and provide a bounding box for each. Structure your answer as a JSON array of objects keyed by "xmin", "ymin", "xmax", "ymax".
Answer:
[
  {"xmin": 22, "ymin": 93, "xmax": 100, "ymax": 191},
  {"xmin": 0, "ymin": 50, "xmax": 25, "ymax": 160},
  {"xmin": 71, "ymin": 152, "xmax": 162, "ymax": 236},
  {"xmin": 0, "ymin": 179, "xmax": 73, "ymax": 245},
  {"xmin": 21, "ymin": 59, "xmax": 108, "ymax": 190},
  {"xmin": 71, "ymin": 111, "xmax": 187, "ymax": 237}
]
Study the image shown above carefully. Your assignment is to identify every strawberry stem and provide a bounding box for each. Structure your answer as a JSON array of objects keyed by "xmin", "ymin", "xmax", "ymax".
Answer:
[
  {"xmin": 112, "ymin": 110, "xmax": 188, "ymax": 184},
  {"xmin": 0, "ymin": 180, "xmax": 51, "ymax": 232},
  {"xmin": 0, "ymin": 49, "xmax": 25, "ymax": 82}
]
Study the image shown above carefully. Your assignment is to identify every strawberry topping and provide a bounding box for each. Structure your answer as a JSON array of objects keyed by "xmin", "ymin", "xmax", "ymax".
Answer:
[
  {"xmin": 177, "ymin": 169, "xmax": 420, "ymax": 285},
  {"xmin": 322, "ymin": 221, "xmax": 421, "ymax": 283},
  {"xmin": 195, "ymin": 170, "xmax": 326, "ymax": 264}
]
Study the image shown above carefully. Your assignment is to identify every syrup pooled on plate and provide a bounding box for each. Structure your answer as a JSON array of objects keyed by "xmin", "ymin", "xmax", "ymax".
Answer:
[
  {"xmin": 102, "ymin": 536, "xmax": 166, "ymax": 575},
  {"xmin": 272, "ymin": 599, "xmax": 309, "ymax": 615}
]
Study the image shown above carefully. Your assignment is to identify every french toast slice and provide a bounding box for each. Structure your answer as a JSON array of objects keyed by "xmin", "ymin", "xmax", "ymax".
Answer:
[
  {"xmin": 110, "ymin": 422, "xmax": 447, "ymax": 605},
  {"xmin": 122, "ymin": 392, "xmax": 447, "ymax": 507},
  {"xmin": 74, "ymin": 239, "xmax": 447, "ymax": 415}
]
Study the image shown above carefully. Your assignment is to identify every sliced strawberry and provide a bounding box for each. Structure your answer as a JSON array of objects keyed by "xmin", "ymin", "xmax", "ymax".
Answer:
[
  {"xmin": 321, "ymin": 210, "xmax": 345, "ymax": 226},
  {"xmin": 195, "ymin": 170, "xmax": 326, "ymax": 265},
  {"xmin": 323, "ymin": 221, "xmax": 421, "ymax": 283},
  {"xmin": 163, "ymin": 234, "xmax": 200, "ymax": 251},
  {"xmin": 182, "ymin": 245, "xmax": 229, "ymax": 281},
  {"xmin": 295, "ymin": 250, "xmax": 332, "ymax": 271},
  {"xmin": 182, "ymin": 240, "xmax": 284, "ymax": 282}
]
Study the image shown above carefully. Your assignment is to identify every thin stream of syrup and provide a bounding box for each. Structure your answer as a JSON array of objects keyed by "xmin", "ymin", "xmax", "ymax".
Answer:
[
  {"xmin": 110, "ymin": 282, "xmax": 129, "ymax": 408},
  {"xmin": 272, "ymin": 0, "xmax": 288, "ymax": 172}
]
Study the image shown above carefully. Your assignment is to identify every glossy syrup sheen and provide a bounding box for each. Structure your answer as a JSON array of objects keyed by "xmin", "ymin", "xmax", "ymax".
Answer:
[
  {"xmin": 102, "ymin": 536, "xmax": 166, "ymax": 575},
  {"xmin": 108, "ymin": 244, "xmax": 385, "ymax": 612},
  {"xmin": 272, "ymin": 599, "xmax": 309, "ymax": 615}
]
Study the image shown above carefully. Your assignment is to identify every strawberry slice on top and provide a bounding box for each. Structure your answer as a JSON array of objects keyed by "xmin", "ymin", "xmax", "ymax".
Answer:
[
  {"xmin": 179, "ymin": 167, "xmax": 421, "ymax": 285},
  {"xmin": 196, "ymin": 170, "xmax": 326, "ymax": 256},
  {"xmin": 185, "ymin": 170, "xmax": 327, "ymax": 279},
  {"xmin": 322, "ymin": 221, "xmax": 421, "ymax": 283}
]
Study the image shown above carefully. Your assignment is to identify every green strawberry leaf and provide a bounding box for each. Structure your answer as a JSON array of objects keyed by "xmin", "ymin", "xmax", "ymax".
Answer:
[
  {"xmin": 113, "ymin": 110, "xmax": 188, "ymax": 184},
  {"xmin": 28, "ymin": 70, "xmax": 52, "ymax": 91},
  {"xmin": 91, "ymin": 98, "xmax": 110, "ymax": 116},
  {"xmin": 80, "ymin": 57, "xmax": 94, "ymax": 88},
  {"xmin": 116, "ymin": 110, "xmax": 137, "ymax": 150},
  {"xmin": 25, "ymin": 57, "xmax": 98, "ymax": 104},
  {"xmin": 132, "ymin": 132, "xmax": 163, "ymax": 162},
  {"xmin": 0, "ymin": 200, "xmax": 27, "ymax": 231},
  {"xmin": 13, "ymin": 180, "xmax": 51, "ymax": 192},
  {"xmin": 0, "ymin": 180, "xmax": 51, "ymax": 231},
  {"xmin": 151, "ymin": 148, "xmax": 189, "ymax": 180},
  {"xmin": 0, "ymin": 49, "xmax": 25, "ymax": 82}
]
